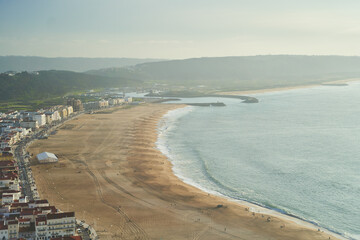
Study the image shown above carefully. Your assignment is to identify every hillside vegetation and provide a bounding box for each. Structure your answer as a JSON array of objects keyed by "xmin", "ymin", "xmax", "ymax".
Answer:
[
  {"xmin": 0, "ymin": 70, "xmax": 139, "ymax": 102},
  {"xmin": 87, "ymin": 55, "xmax": 360, "ymax": 90}
]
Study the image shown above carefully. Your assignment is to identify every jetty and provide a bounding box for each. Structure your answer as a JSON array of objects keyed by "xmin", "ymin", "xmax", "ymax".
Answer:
[{"xmin": 185, "ymin": 102, "xmax": 226, "ymax": 107}]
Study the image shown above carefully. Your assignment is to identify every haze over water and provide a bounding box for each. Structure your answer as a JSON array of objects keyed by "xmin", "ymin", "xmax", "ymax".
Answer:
[{"xmin": 157, "ymin": 82, "xmax": 360, "ymax": 239}]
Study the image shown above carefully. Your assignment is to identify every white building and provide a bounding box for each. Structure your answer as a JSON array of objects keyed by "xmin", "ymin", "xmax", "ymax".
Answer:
[
  {"xmin": 36, "ymin": 212, "xmax": 75, "ymax": 239},
  {"xmin": 33, "ymin": 113, "xmax": 46, "ymax": 127},
  {"xmin": 1, "ymin": 191, "xmax": 21, "ymax": 205},
  {"xmin": 45, "ymin": 111, "xmax": 61, "ymax": 124},
  {"xmin": 8, "ymin": 220, "xmax": 18, "ymax": 239},
  {"xmin": 99, "ymin": 100, "xmax": 109, "ymax": 108},
  {"xmin": 20, "ymin": 120, "xmax": 38, "ymax": 130},
  {"xmin": 108, "ymin": 98, "xmax": 124, "ymax": 105},
  {"xmin": 51, "ymin": 111, "xmax": 61, "ymax": 122},
  {"xmin": 0, "ymin": 222, "xmax": 8, "ymax": 240},
  {"xmin": 0, "ymin": 176, "xmax": 20, "ymax": 191},
  {"xmin": 108, "ymin": 98, "xmax": 116, "ymax": 105},
  {"xmin": 36, "ymin": 152, "xmax": 58, "ymax": 163},
  {"xmin": 125, "ymin": 97, "xmax": 133, "ymax": 103},
  {"xmin": 67, "ymin": 106, "xmax": 73, "ymax": 116},
  {"xmin": 2, "ymin": 126, "xmax": 31, "ymax": 139},
  {"xmin": 6, "ymin": 111, "xmax": 19, "ymax": 119},
  {"xmin": 59, "ymin": 108, "xmax": 68, "ymax": 119}
]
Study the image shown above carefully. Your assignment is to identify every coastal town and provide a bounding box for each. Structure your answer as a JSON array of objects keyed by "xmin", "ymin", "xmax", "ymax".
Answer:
[
  {"xmin": 0, "ymin": 95, "xmax": 133, "ymax": 240},
  {"xmin": 2, "ymin": 0, "xmax": 358, "ymax": 239}
]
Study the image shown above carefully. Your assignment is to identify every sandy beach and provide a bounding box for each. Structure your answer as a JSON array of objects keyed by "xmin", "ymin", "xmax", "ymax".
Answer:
[{"xmin": 28, "ymin": 104, "xmax": 341, "ymax": 240}]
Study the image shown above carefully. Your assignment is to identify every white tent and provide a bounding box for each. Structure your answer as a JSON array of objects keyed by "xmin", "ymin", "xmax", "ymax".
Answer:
[{"xmin": 37, "ymin": 152, "xmax": 58, "ymax": 163}]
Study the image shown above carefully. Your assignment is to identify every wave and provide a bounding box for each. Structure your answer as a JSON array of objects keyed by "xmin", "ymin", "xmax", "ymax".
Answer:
[
  {"xmin": 156, "ymin": 105, "xmax": 352, "ymax": 240},
  {"xmin": 156, "ymin": 106, "xmax": 194, "ymax": 157}
]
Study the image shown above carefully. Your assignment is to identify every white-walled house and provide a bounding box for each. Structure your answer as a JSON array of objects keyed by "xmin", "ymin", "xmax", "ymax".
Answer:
[
  {"xmin": 99, "ymin": 100, "xmax": 109, "ymax": 108},
  {"xmin": 0, "ymin": 222, "xmax": 8, "ymax": 240},
  {"xmin": 33, "ymin": 113, "xmax": 46, "ymax": 126},
  {"xmin": 20, "ymin": 120, "xmax": 38, "ymax": 130},
  {"xmin": 125, "ymin": 97, "xmax": 133, "ymax": 103},
  {"xmin": 2, "ymin": 126, "xmax": 31, "ymax": 139},
  {"xmin": 7, "ymin": 220, "xmax": 18, "ymax": 239},
  {"xmin": 59, "ymin": 108, "xmax": 68, "ymax": 119},
  {"xmin": 1, "ymin": 191, "xmax": 21, "ymax": 205},
  {"xmin": 45, "ymin": 111, "xmax": 61, "ymax": 124},
  {"xmin": 42, "ymin": 212, "xmax": 76, "ymax": 239},
  {"xmin": 51, "ymin": 111, "xmax": 61, "ymax": 122},
  {"xmin": 67, "ymin": 106, "xmax": 73, "ymax": 115},
  {"xmin": 28, "ymin": 200, "xmax": 50, "ymax": 208}
]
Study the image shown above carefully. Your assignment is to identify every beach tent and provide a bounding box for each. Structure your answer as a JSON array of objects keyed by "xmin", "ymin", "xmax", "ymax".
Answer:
[{"xmin": 36, "ymin": 152, "xmax": 58, "ymax": 163}]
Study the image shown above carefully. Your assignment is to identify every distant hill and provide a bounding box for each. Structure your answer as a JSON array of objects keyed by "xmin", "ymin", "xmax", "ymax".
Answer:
[
  {"xmin": 87, "ymin": 55, "xmax": 360, "ymax": 90},
  {"xmin": 0, "ymin": 56, "xmax": 164, "ymax": 72},
  {"xmin": 0, "ymin": 70, "xmax": 140, "ymax": 102}
]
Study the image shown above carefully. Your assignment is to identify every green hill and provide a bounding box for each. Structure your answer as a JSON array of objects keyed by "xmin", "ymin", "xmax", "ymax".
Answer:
[
  {"xmin": 0, "ymin": 70, "xmax": 140, "ymax": 111},
  {"xmin": 87, "ymin": 55, "xmax": 360, "ymax": 90}
]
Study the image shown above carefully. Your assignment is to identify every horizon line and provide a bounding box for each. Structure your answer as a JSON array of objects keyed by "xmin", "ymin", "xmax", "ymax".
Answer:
[{"xmin": 1, "ymin": 54, "xmax": 360, "ymax": 60}]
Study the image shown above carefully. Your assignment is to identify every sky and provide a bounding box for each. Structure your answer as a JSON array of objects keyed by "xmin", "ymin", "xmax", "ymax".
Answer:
[{"xmin": 1, "ymin": 0, "xmax": 360, "ymax": 59}]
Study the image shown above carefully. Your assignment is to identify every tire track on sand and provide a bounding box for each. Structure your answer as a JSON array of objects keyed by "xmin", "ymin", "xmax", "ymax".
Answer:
[
  {"xmin": 98, "ymin": 169, "xmax": 154, "ymax": 206},
  {"xmin": 69, "ymin": 159, "xmax": 149, "ymax": 240},
  {"xmin": 74, "ymin": 117, "xmax": 149, "ymax": 238}
]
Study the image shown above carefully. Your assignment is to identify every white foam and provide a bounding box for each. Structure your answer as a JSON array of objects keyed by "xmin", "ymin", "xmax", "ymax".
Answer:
[
  {"xmin": 156, "ymin": 106, "xmax": 194, "ymax": 161},
  {"xmin": 155, "ymin": 105, "xmax": 351, "ymax": 240}
]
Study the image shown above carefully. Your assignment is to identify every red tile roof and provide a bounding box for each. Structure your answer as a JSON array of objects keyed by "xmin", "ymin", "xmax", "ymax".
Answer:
[
  {"xmin": 8, "ymin": 220, "xmax": 18, "ymax": 225},
  {"xmin": 20, "ymin": 209, "xmax": 35, "ymax": 216},
  {"xmin": 47, "ymin": 212, "xmax": 75, "ymax": 220},
  {"xmin": 1, "ymin": 190, "xmax": 20, "ymax": 194},
  {"xmin": 0, "ymin": 161, "xmax": 15, "ymax": 167},
  {"xmin": 18, "ymin": 218, "xmax": 30, "ymax": 223},
  {"xmin": 10, "ymin": 203, "xmax": 29, "ymax": 208},
  {"xmin": 0, "ymin": 222, "xmax": 7, "ymax": 230},
  {"xmin": 51, "ymin": 236, "xmax": 82, "ymax": 240},
  {"xmin": 36, "ymin": 206, "xmax": 57, "ymax": 213},
  {"xmin": 30, "ymin": 199, "xmax": 49, "ymax": 204},
  {"xmin": 2, "ymin": 194, "xmax": 13, "ymax": 197}
]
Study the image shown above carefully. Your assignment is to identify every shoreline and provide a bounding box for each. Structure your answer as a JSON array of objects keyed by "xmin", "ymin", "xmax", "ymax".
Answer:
[
  {"xmin": 28, "ymin": 103, "xmax": 344, "ymax": 240},
  {"xmin": 215, "ymin": 78, "xmax": 360, "ymax": 96},
  {"xmin": 157, "ymin": 106, "xmax": 347, "ymax": 240}
]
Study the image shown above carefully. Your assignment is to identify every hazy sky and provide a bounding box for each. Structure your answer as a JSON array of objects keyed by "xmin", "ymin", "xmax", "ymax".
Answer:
[{"xmin": 1, "ymin": 0, "xmax": 360, "ymax": 59}]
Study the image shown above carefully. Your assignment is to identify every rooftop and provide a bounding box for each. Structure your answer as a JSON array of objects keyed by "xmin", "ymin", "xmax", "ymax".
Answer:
[
  {"xmin": 36, "ymin": 152, "xmax": 58, "ymax": 161},
  {"xmin": 47, "ymin": 212, "xmax": 75, "ymax": 220}
]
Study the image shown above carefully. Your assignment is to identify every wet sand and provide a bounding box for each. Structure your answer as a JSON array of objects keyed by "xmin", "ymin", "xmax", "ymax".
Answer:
[{"xmin": 28, "ymin": 104, "xmax": 341, "ymax": 240}]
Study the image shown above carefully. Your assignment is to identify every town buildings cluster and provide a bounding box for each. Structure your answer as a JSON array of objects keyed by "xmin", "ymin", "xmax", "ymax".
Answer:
[
  {"xmin": 1, "ymin": 95, "xmax": 133, "ymax": 159},
  {"xmin": 0, "ymin": 100, "xmax": 84, "ymax": 239},
  {"xmin": 81, "ymin": 97, "xmax": 132, "ymax": 111},
  {"xmin": 0, "ymin": 157, "xmax": 76, "ymax": 240},
  {"xmin": 0, "ymin": 105, "xmax": 74, "ymax": 156},
  {"xmin": 0, "ymin": 95, "xmax": 134, "ymax": 239}
]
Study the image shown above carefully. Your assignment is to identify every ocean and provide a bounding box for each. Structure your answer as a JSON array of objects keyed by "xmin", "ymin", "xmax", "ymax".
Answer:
[{"xmin": 156, "ymin": 82, "xmax": 360, "ymax": 240}]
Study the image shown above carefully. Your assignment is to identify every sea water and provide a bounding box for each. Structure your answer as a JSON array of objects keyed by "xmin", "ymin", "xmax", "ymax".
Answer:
[{"xmin": 157, "ymin": 82, "xmax": 360, "ymax": 239}]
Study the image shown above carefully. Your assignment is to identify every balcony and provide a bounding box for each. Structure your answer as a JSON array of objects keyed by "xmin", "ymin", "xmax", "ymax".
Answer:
[
  {"xmin": 48, "ymin": 226, "xmax": 75, "ymax": 231},
  {"xmin": 47, "ymin": 221, "xmax": 75, "ymax": 226}
]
